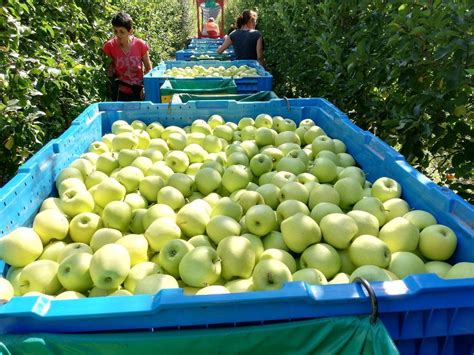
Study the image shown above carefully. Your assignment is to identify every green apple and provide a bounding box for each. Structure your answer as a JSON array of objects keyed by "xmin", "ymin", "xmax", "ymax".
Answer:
[
  {"xmin": 158, "ymin": 239, "xmax": 194, "ymax": 278},
  {"xmin": 19, "ymin": 260, "xmax": 61, "ymax": 295},
  {"xmin": 310, "ymin": 202, "xmax": 343, "ymax": 224},
  {"xmin": 444, "ymin": 262, "xmax": 474, "ymax": 279},
  {"xmin": 346, "ymin": 210, "xmax": 380, "ymax": 237},
  {"xmin": 142, "ymin": 204, "xmax": 176, "ymax": 230},
  {"xmin": 371, "ymin": 177, "xmax": 402, "ymax": 202},
  {"xmin": 353, "ymin": 197, "xmax": 387, "ymax": 226},
  {"xmin": 188, "ymin": 235, "xmax": 215, "ymax": 249},
  {"xmin": 255, "ymin": 127, "xmax": 276, "ymax": 146},
  {"xmin": 349, "ymin": 235, "xmax": 391, "ymax": 268},
  {"xmin": 213, "ymin": 125, "xmax": 234, "ymax": 143},
  {"xmin": 259, "ymin": 248, "xmax": 297, "ymax": 273},
  {"xmin": 184, "ymin": 143, "xmax": 208, "ymax": 163},
  {"xmin": 202, "ymin": 134, "xmax": 223, "ymax": 153},
  {"xmin": 316, "ymin": 150, "xmax": 339, "ymax": 165},
  {"xmin": 276, "ymin": 199, "xmax": 310, "ymax": 222},
  {"xmin": 179, "ymin": 246, "xmax": 221, "ymax": 288},
  {"xmin": 88, "ymin": 286, "xmax": 118, "ymax": 297},
  {"xmin": 379, "ymin": 217, "xmax": 420, "ymax": 252},
  {"xmin": 388, "ymin": 251, "xmax": 426, "ymax": 279},
  {"xmin": 96, "ymin": 152, "xmax": 119, "ymax": 175},
  {"xmin": 320, "ymin": 213, "xmax": 358, "ymax": 249},
  {"xmin": 224, "ymin": 278, "xmax": 254, "ymax": 293},
  {"xmin": 255, "ymin": 184, "xmax": 280, "ymax": 209},
  {"xmin": 211, "ymin": 197, "xmax": 243, "ymax": 221},
  {"xmin": 333, "ymin": 177, "xmax": 364, "ymax": 209},
  {"xmin": 249, "ymin": 153, "xmax": 272, "ymax": 177},
  {"xmin": 238, "ymin": 117, "xmax": 254, "ymax": 130},
  {"xmin": 222, "ymin": 165, "xmax": 251, "ymax": 193},
  {"xmin": 235, "ymin": 190, "xmax": 264, "ymax": 214},
  {"xmin": 278, "ymin": 181, "xmax": 309, "ymax": 205},
  {"xmin": 419, "ymin": 224, "xmax": 457, "ymax": 261},
  {"xmin": 167, "ymin": 173, "xmax": 194, "ymax": 198},
  {"xmin": 206, "ymin": 215, "xmax": 241, "ymax": 244},
  {"xmin": 303, "ymin": 125, "xmax": 326, "ymax": 145},
  {"xmin": 191, "ymin": 119, "xmax": 212, "ymax": 135},
  {"xmin": 311, "ymin": 135, "xmax": 335, "ymax": 155},
  {"xmin": 300, "ymin": 243, "xmax": 340, "ymax": 279},
  {"xmin": 146, "ymin": 122, "xmax": 164, "ymax": 138},
  {"xmin": 129, "ymin": 208, "xmax": 147, "ymax": 234},
  {"xmin": 262, "ymin": 231, "xmax": 289, "ymax": 252},
  {"xmin": 89, "ymin": 229, "xmax": 122, "ymax": 252},
  {"xmin": 329, "ymin": 272, "xmax": 351, "ymax": 284},
  {"xmin": 116, "ymin": 234, "xmax": 149, "ymax": 266},
  {"xmin": 40, "ymin": 197, "xmax": 62, "ymax": 212},
  {"xmin": 275, "ymin": 156, "xmax": 306, "ymax": 175},
  {"xmin": 111, "ymin": 120, "xmax": 131, "ymax": 134},
  {"xmin": 118, "ymin": 149, "xmax": 140, "ymax": 167},
  {"xmin": 90, "ymin": 243, "xmax": 131, "ymax": 289},
  {"xmin": 59, "ymin": 187, "xmax": 94, "ymax": 217},
  {"xmin": 165, "ymin": 150, "xmax": 189, "ymax": 173},
  {"xmin": 240, "ymin": 233, "xmax": 264, "ymax": 261},
  {"xmin": 32, "ymin": 209, "xmax": 69, "ymax": 245},
  {"xmin": 281, "ymin": 213, "xmax": 321, "ymax": 253},
  {"xmin": 425, "ymin": 261, "xmax": 452, "ymax": 278},
  {"xmin": 124, "ymin": 192, "xmax": 148, "ymax": 211},
  {"xmin": 91, "ymin": 178, "xmax": 126, "ymax": 208},
  {"xmin": 148, "ymin": 138, "xmax": 169, "ymax": 156},
  {"xmin": 337, "ymin": 166, "xmax": 365, "ymax": 186},
  {"xmin": 146, "ymin": 161, "xmax": 174, "ymax": 182},
  {"xmin": 57, "ymin": 177, "xmax": 87, "ymax": 197},
  {"xmin": 402, "ymin": 210, "xmax": 437, "ymax": 230},
  {"xmin": 337, "ymin": 153, "xmax": 356, "ymax": 167},
  {"xmin": 217, "ymin": 236, "xmax": 256, "ymax": 280},
  {"xmin": 132, "ymin": 155, "xmax": 153, "ymax": 174},
  {"xmin": 292, "ymin": 268, "xmax": 327, "ymax": 285},
  {"xmin": 124, "ymin": 261, "xmax": 162, "ymax": 293},
  {"xmin": 208, "ymin": 114, "xmax": 225, "ymax": 128},
  {"xmin": 135, "ymin": 274, "xmax": 179, "ymax": 295},
  {"xmin": 116, "ymin": 166, "xmax": 144, "ymax": 193},
  {"xmin": 195, "ymin": 285, "xmax": 230, "ymax": 295},
  {"xmin": 245, "ymin": 205, "xmax": 277, "ymax": 237},
  {"xmin": 175, "ymin": 201, "xmax": 211, "ymax": 237},
  {"xmin": 297, "ymin": 172, "xmax": 318, "ymax": 184},
  {"xmin": 57, "ymin": 252, "xmax": 94, "ymax": 292},
  {"xmin": 56, "ymin": 167, "xmax": 84, "ymax": 188},
  {"xmin": 239, "ymin": 140, "xmax": 259, "ymax": 159},
  {"xmin": 39, "ymin": 241, "xmax": 67, "ymax": 262},
  {"xmin": 69, "ymin": 212, "xmax": 103, "ymax": 244},
  {"xmin": 310, "ymin": 157, "xmax": 338, "ymax": 183},
  {"xmin": 85, "ymin": 171, "xmax": 109, "ymax": 190},
  {"xmin": 0, "ymin": 227, "xmax": 43, "ymax": 267},
  {"xmin": 349, "ymin": 265, "xmax": 393, "ymax": 282},
  {"xmin": 70, "ymin": 158, "xmax": 94, "ymax": 179},
  {"xmin": 111, "ymin": 132, "xmax": 139, "ymax": 151},
  {"xmin": 55, "ymin": 291, "xmax": 87, "ymax": 299},
  {"xmin": 254, "ymin": 113, "xmax": 273, "ymax": 128},
  {"xmin": 101, "ymin": 200, "xmax": 132, "ymax": 233},
  {"xmin": 6, "ymin": 267, "xmax": 22, "ymax": 296},
  {"xmin": 145, "ymin": 217, "xmax": 181, "ymax": 252},
  {"xmin": 88, "ymin": 141, "xmax": 109, "ymax": 155},
  {"xmin": 252, "ymin": 259, "xmax": 292, "ymax": 291},
  {"xmin": 167, "ymin": 132, "xmax": 187, "ymax": 151},
  {"xmin": 338, "ymin": 248, "xmax": 356, "ymax": 275},
  {"xmin": 157, "ymin": 186, "xmax": 185, "ymax": 211},
  {"xmin": 383, "ymin": 198, "xmax": 410, "ymax": 221},
  {"xmin": 195, "ymin": 167, "xmax": 222, "ymax": 195},
  {"xmin": 275, "ymin": 131, "xmax": 300, "ymax": 146},
  {"xmin": 0, "ymin": 278, "xmax": 14, "ymax": 302},
  {"xmin": 308, "ymin": 184, "xmax": 340, "ymax": 209}
]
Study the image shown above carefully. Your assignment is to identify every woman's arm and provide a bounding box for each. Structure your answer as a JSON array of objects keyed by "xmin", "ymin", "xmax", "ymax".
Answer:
[
  {"xmin": 217, "ymin": 35, "xmax": 232, "ymax": 54},
  {"xmin": 256, "ymin": 37, "xmax": 264, "ymax": 66},
  {"xmin": 143, "ymin": 52, "xmax": 152, "ymax": 74}
]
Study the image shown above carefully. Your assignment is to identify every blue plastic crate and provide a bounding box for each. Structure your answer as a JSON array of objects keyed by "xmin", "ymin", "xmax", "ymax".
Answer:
[
  {"xmin": 189, "ymin": 38, "xmax": 224, "ymax": 46},
  {"xmin": 176, "ymin": 49, "xmax": 236, "ymax": 61},
  {"xmin": 144, "ymin": 60, "xmax": 272, "ymax": 103},
  {"xmin": 0, "ymin": 99, "xmax": 473, "ymax": 355}
]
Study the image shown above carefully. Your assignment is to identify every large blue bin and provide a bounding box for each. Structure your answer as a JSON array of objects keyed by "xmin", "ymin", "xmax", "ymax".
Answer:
[
  {"xmin": 0, "ymin": 99, "xmax": 473, "ymax": 355},
  {"xmin": 144, "ymin": 60, "xmax": 272, "ymax": 103},
  {"xmin": 175, "ymin": 49, "xmax": 236, "ymax": 61}
]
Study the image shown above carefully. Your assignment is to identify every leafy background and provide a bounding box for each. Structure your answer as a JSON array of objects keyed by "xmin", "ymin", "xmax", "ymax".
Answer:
[{"xmin": 0, "ymin": 0, "xmax": 472, "ymax": 202}]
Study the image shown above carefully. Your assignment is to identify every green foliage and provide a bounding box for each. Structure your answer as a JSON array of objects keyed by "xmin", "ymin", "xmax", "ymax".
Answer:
[
  {"xmin": 0, "ymin": 0, "xmax": 192, "ymax": 184},
  {"xmin": 227, "ymin": 0, "xmax": 473, "ymax": 202}
]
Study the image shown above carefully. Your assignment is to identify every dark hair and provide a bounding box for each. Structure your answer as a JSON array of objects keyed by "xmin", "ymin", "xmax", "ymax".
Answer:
[
  {"xmin": 236, "ymin": 10, "xmax": 255, "ymax": 29},
  {"xmin": 112, "ymin": 12, "xmax": 133, "ymax": 31}
]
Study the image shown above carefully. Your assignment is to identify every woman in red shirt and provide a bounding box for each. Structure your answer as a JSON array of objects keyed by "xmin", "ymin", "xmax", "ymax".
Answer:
[{"xmin": 103, "ymin": 12, "xmax": 152, "ymax": 101}]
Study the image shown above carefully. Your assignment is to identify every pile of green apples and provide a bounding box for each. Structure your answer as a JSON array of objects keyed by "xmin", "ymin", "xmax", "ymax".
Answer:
[
  {"xmin": 164, "ymin": 65, "xmax": 259, "ymax": 78},
  {"xmin": 1, "ymin": 113, "xmax": 473, "ymax": 303}
]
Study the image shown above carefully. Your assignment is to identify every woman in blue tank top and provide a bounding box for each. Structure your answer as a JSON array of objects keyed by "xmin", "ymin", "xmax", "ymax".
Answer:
[{"xmin": 217, "ymin": 10, "xmax": 264, "ymax": 66}]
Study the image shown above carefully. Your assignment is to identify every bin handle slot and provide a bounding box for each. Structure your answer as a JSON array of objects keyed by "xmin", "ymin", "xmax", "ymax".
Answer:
[{"xmin": 353, "ymin": 277, "xmax": 378, "ymax": 324}]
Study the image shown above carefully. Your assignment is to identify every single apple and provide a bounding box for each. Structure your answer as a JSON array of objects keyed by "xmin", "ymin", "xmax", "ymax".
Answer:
[
  {"xmin": 134, "ymin": 274, "xmax": 179, "ymax": 295},
  {"xmin": 252, "ymin": 259, "xmax": 292, "ymax": 291},
  {"xmin": 206, "ymin": 215, "xmax": 241, "ymax": 244},
  {"xmin": 292, "ymin": 268, "xmax": 327, "ymax": 285},
  {"xmin": 419, "ymin": 224, "xmax": 457, "ymax": 261},
  {"xmin": 349, "ymin": 235, "xmax": 391, "ymax": 268},
  {"xmin": 0, "ymin": 227, "xmax": 43, "ymax": 267},
  {"xmin": 300, "ymin": 243, "xmax": 341, "ymax": 279},
  {"xmin": 388, "ymin": 251, "xmax": 427, "ymax": 279},
  {"xmin": 57, "ymin": 252, "xmax": 94, "ymax": 292},
  {"xmin": 281, "ymin": 213, "xmax": 321, "ymax": 253},
  {"xmin": 259, "ymin": 248, "xmax": 297, "ymax": 273},
  {"xmin": 371, "ymin": 177, "xmax": 402, "ymax": 202},
  {"xmin": 124, "ymin": 261, "xmax": 163, "ymax": 293},
  {"xmin": 32, "ymin": 209, "xmax": 69, "ymax": 245},
  {"xmin": 379, "ymin": 217, "xmax": 420, "ymax": 253},
  {"xmin": 402, "ymin": 210, "xmax": 437, "ymax": 230},
  {"xmin": 217, "ymin": 236, "xmax": 256, "ymax": 280},
  {"xmin": 158, "ymin": 239, "xmax": 194, "ymax": 278},
  {"xmin": 179, "ymin": 246, "xmax": 221, "ymax": 288},
  {"xmin": 89, "ymin": 243, "xmax": 131, "ymax": 289},
  {"xmin": 346, "ymin": 210, "xmax": 380, "ymax": 237},
  {"xmin": 144, "ymin": 216, "xmax": 181, "ymax": 252},
  {"xmin": 69, "ymin": 212, "xmax": 103, "ymax": 244},
  {"xmin": 444, "ymin": 262, "xmax": 474, "ymax": 279},
  {"xmin": 89, "ymin": 229, "xmax": 122, "ymax": 253},
  {"xmin": 19, "ymin": 260, "xmax": 62, "ymax": 295},
  {"xmin": 320, "ymin": 213, "xmax": 358, "ymax": 249}
]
